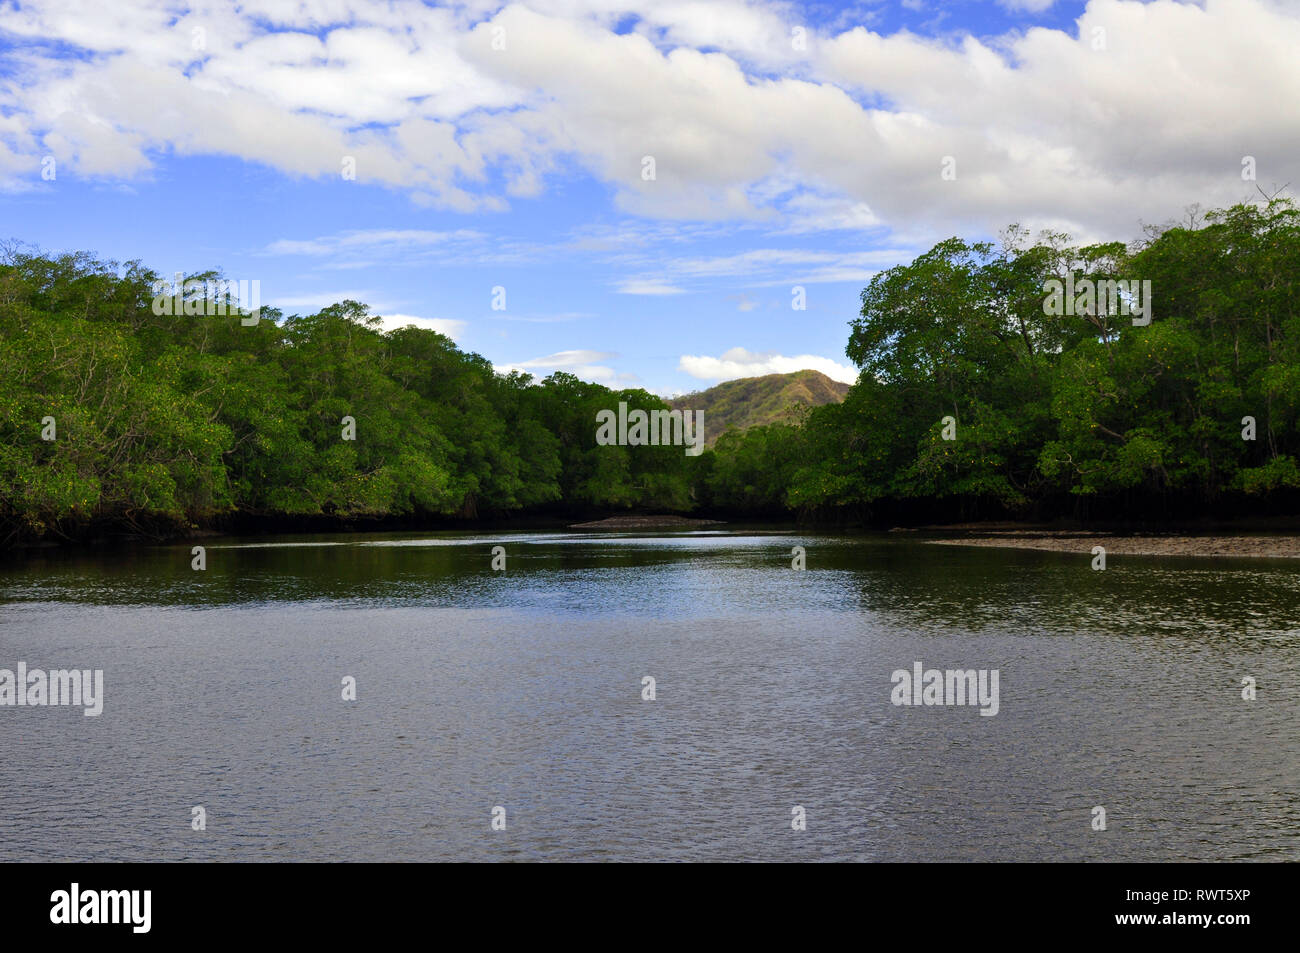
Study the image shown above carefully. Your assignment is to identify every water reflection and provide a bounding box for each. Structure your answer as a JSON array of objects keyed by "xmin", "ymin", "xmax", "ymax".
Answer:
[{"xmin": 0, "ymin": 530, "xmax": 1297, "ymax": 861}]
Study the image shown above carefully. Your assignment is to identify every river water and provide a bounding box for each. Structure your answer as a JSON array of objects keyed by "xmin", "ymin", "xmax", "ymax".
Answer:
[{"xmin": 1, "ymin": 530, "xmax": 1297, "ymax": 861}]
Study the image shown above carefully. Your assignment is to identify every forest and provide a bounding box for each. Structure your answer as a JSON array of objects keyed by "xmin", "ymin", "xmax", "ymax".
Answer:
[{"xmin": 2, "ymin": 198, "xmax": 1298, "ymax": 544}]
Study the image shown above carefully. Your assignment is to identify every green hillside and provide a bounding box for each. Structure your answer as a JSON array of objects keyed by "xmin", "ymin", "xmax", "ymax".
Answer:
[{"xmin": 669, "ymin": 370, "xmax": 851, "ymax": 446}]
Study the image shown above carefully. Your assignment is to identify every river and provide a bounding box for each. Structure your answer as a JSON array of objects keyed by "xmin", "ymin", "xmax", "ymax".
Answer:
[{"xmin": 1, "ymin": 529, "xmax": 1297, "ymax": 861}]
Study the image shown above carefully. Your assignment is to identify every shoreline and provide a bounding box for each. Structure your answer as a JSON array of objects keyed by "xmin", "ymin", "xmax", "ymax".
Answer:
[
  {"xmin": 922, "ymin": 529, "xmax": 1300, "ymax": 558},
  {"xmin": 10, "ymin": 514, "xmax": 1300, "ymax": 556},
  {"xmin": 568, "ymin": 515, "xmax": 725, "ymax": 530}
]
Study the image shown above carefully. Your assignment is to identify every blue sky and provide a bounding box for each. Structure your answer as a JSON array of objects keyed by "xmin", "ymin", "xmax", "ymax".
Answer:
[{"xmin": 2, "ymin": 0, "xmax": 1296, "ymax": 394}]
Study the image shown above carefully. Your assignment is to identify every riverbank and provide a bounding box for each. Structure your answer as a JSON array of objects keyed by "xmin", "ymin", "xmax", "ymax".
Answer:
[
  {"xmin": 569, "ymin": 515, "xmax": 725, "ymax": 529},
  {"xmin": 921, "ymin": 525, "xmax": 1300, "ymax": 557}
]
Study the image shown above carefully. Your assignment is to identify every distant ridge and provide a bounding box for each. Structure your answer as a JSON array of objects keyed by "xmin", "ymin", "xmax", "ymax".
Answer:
[{"xmin": 668, "ymin": 369, "xmax": 851, "ymax": 447}]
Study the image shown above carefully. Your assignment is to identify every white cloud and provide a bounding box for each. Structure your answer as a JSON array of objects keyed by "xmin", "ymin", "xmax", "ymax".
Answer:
[
  {"xmin": 679, "ymin": 347, "xmax": 859, "ymax": 385},
  {"xmin": 494, "ymin": 348, "xmax": 635, "ymax": 385},
  {"xmin": 779, "ymin": 194, "xmax": 882, "ymax": 234},
  {"xmin": 508, "ymin": 349, "xmax": 616, "ymax": 368},
  {"xmin": 1, "ymin": 0, "xmax": 1298, "ymax": 240},
  {"xmin": 265, "ymin": 229, "xmax": 485, "ymax": 257},
  {"xmin": 377, "ymin": 313, "xmax": 467, "ymax": 340},
  {"xmin": 668, "ymin": 247, "xmax": 897, "ymax": 282},
  {"xmin": 616, "ymin": 247, "xmax": 900, "ymax": 290},
  {"xmin": 269, "ymin": 290, "xmax": 390, "ymax": 310},
  {"xmin": 615, "ymin": 279, "xmax": 687, "ymax": 295},
  {"xmin": 998, "ymin": 0, "xmax": 1058, "ymax": 12}
]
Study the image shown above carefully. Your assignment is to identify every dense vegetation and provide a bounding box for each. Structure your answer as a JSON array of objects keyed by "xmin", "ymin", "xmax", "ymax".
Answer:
[
  {"xmin": 3, "ymin": 198, "xmax": 1298, "ymax": 543},
  {"xmin": 778, "ymin": 199, "xmax": 1300, "ymax": 522},
  {"xmin": 0, "ymin": 253, "xmax": 697, "ymax": 543},
  {"xmin": 668, "ymin": 370, "xmax": 848, "ymax": 447}
]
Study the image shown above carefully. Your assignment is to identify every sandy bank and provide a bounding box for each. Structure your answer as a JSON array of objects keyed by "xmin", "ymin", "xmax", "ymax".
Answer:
[
  {"xmin": 569, "ymin": 515, "xmax": 725, "ymax": 530},
  {"xmin": 925, "ymin": 530, "xmax": 1300, "ymax": 558}
]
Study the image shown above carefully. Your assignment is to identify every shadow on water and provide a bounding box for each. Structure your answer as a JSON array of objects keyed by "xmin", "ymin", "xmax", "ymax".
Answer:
[{"xmin": 4, "ymin": 530, "xmax": 1300, "ymax": 652}]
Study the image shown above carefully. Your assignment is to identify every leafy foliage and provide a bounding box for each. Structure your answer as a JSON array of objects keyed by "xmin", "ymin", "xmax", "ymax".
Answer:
[
  {"xmin": 5, "ymin": 199, "xmax": 1297, "ymax": 540},
  {"xmin": 782, "ymin": 199, "xmax": 1300, "ymax": 519},
  {"xmin": 0, "ymin": 249, "xmax": 693, "ymax": 541}
]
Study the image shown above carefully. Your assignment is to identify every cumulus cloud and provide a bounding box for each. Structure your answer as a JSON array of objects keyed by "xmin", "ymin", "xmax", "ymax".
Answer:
[
  {"xmin": 1, "ymin": 0, "xmax": 1297, "ymax": 239},
  {"xmin": 679, "ymin": 346, "xmax": 858, "ymax": 384},
  {"xmin": 778, "ymin": 194, "xmax": 882, "ymax": 234}
]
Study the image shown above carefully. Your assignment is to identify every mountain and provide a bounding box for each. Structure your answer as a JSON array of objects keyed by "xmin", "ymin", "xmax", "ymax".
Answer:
[{"xmin": 668, "ymin": 369, "xmax": 852, "ymax": 447}]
